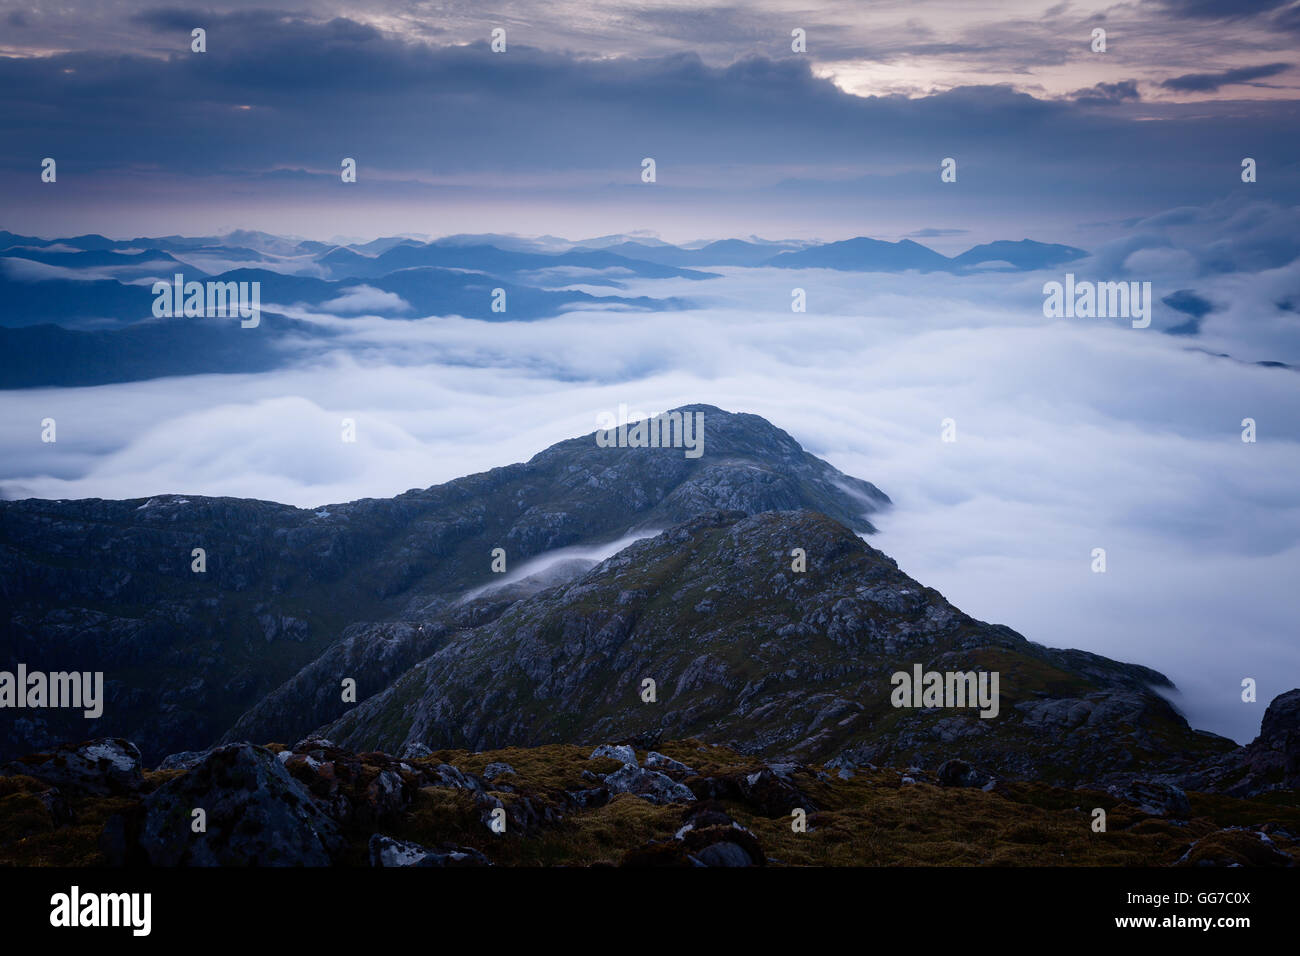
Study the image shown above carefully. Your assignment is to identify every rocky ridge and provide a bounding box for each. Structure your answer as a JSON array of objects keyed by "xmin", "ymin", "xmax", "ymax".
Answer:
[
  {"xmin": 0, "ymin": 405, "xmax": 887, "ymax": 761},
  {"xmin": 323, "ymin": 508, "xmax": 1238, "ymax": 788}
]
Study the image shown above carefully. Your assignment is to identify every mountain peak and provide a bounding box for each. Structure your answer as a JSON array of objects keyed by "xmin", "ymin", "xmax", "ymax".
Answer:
[{"xmin": 1, "ymin": 406, "xmax": 889, "ymax": 761}]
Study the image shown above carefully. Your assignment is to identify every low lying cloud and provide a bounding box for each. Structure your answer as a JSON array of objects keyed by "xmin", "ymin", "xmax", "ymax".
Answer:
[{"xmin": 317, "ymin": 285, "xmax": 412, "ymax": 314}]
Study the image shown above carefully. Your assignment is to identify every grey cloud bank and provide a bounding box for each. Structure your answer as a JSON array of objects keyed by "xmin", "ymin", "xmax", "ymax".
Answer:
[{"xmin": 2, "ymin": 8, "xmax": 1299, "ymax": 240}]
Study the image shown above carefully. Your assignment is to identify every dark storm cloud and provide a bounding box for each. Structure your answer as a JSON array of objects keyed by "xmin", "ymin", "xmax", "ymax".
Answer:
[
  {"xmin": 1161, "ymin": 62, "xmax": 1292, "ymax": 91},
  {"xmin": 1070, "ymin": 79, "xmax": 1142, "ymax": 105},
  {"xmin": 1158, "ymin": 0, "xmax": 1300, "ymax": 32},
  {"xmin": 1277, "ymin": 3, "xmax": 1300, "ymax": 31},
  {"xmin": 130, "ymin": 6, "xmax": 227, "ymax": 31},
  {"xmin": 1, "ymin": 9, "xmax": 1298, "ymax": 222},
  {"xmin": 1157, "ymin": 0, "xmax": 1292, "ymax": 17}
]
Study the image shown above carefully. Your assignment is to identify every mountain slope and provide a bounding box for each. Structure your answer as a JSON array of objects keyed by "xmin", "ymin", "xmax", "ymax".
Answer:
[
  {"xmin": 323, "ymin": 508, "xmax": 1233, "ymax": 786},
  {"xmin": 317, "ymin": 242, "xmax": 720, "ymax": 281},
  {"xmin": 949, "ymin": 239, "xmax": 1087, "ymax": 271},
  {"xmin": 766, "ymin": 237, "xmax": 952, "ymax": 272},
  {"xmin": 0, "ymin": 406, "xmax": 888, "ymax": 761}
]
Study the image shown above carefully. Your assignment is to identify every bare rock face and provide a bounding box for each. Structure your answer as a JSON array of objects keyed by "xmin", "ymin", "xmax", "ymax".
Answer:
[
  {"xmin": 368, "ymin": 834, "xmax": 490, "ymax": 867},
  {"xmin": 603, "ymin": 764, "xmax": 696, "ymax": 805},
  {"xmin": 1258, "ymin": 689, "xmax": 1300, "ymax": 788},
  {"xmin": 622, "ymin": 802, "xmax": 766, "ymax": 867},
  {"xmin": 937, "ymin": 758, "xmax": 993, "ymax": 789},
  {"xmin": 323, "ymin": 507, "xmax": 1230, "ymax": 788},
  {"xmin": 1, "ymin": 738, "xmax": 143, "ymax": 796},
  {"xmin": 131, "ymin": 744, "xmax": 344, "ymax": 866},
  {"xmin": 1175, "ymin": 828, "xmax": 1295, "ymax": 867},
  {"xmin": 1107, "ymin": 780, "xmax": 1191, "ymax": 818},
  {"xmin": 1180, "ymin": 688, "xmax": 1300, "ymax": 798},
  {"xmin": 590, "ymin": 744, "xmax": 637, "ymax": 766}
]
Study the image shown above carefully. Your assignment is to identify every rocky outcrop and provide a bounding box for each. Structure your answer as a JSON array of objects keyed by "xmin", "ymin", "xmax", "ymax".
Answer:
[
  {"xmin": 0, "ymin": 406, "xmax": 888, "ymax": 762},
  {"xmin": 937, "ymin": 758, "xmax": 993, "ymax": 789},
  {"xmin": 1174, "ymin": 828, "xmax": 1294, "ymax": 867},
  {"xmin": 1177, "ymin": 689, "xmax": 1300, "ymax": 798},
  {"xmin": 1107, "ymin": 780, "xmax": 1191, "ymax": 818},
  {"xmin": 323, "ymin": 508, "xmax": 1232, "ymax": 787},
  {"xmin": 645, "ymin": 751, "xmax": 695, "ymax": 775},
  {"xmin": 622, "ymin": 802, "xmax": 766, "ymax": 866},
  {"xmin": 368, "ymin": 834, "xmax": 491, "ymax": 867},
  {"xmin": 603, "ymin": 765, "xmax": 696, "ymax": 805},
  {"xmin": 590, "ymin": 744, "xmax": 637, "ymax": 766},
  {"xmin": 2, "ymin": 738, "xmax": 143, "ymax": 796},
  {"xmin": 689, "ymin": 763, "xmax": 820, "ymax": 816},
  {"xmin": 125, "ymin": 744, "xmax": 345, "ymax": 866}
]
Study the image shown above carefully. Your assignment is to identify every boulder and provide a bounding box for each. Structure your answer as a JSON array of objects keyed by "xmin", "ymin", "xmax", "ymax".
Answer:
[
  {"xmin": 690, "ymin": 766, "xmax": 814, "ymax": 816},
  {"xmin": 590, "ymin": 744, "xmax": 637, "ymax": 767},
  {"xmin": 277, "ymin": 743, "xmax": 420, "ymax": 826},
  {"xmin": 368, "ymin": 834, "xmax": 490, "ymax": 867},
  {"xmin": 136, "ymin": 743, "xmax": 344, "ymax": 866},
  {"xmin": 563, "ymin": 786, "xmax": 610, "ymax": 809},
  {"xmin": 623, "ymin": 801, "xmax": 764, "ymax": 866},
  {"xmin": 1108, "ymin": 779, "xmax": 1191, "ymax": 818},
  {"xmin": 156, "ymin": 750, "xmax": 207, "ymax": 772},
  {"xmin": 1175, "ymin": 828, "xmax": 1294, "ymax": 867},
  {"xmin": 292, "ymin": 735, "xmax": 335, "ymax": 753},
  {"xmin": 2, "ymin": 739, "xmax": 143, "ymax": 796},
  {"xmin": 644, "ymin": 751, "xmax": 694, "ymax": 776},
  {"xmin": 937, "ymin": 758, "xmax": 992, "ymax": 788},
  {"xmin": 604, "ymin": 765, "xmax": 695, "ymax": 805},
  {"xmin": 428, "ymin": 762, "xmax": 484, "ymax": 791},
  {"xmin": 473, "ymin": 790, "xmax": 555, "ymax": 831},
  {"xmin": 690, "ymin": 841, "xmax": 754, "ymax": 867}
]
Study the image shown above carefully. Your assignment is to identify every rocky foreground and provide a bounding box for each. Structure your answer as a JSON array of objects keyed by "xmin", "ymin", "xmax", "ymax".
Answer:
[{"xmin": 1, "ymin": 733, "xmax": 1296, "ymax": 867}]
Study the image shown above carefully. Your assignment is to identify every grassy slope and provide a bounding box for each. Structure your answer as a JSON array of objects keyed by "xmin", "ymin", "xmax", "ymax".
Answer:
[{"xmin": 2, "ymin": 740, "xmax": 1295, "ymax": 867}]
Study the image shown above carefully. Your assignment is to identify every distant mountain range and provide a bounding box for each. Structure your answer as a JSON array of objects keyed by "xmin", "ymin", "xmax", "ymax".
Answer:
[
  {"xmin": 0, "ymin": 228, "xmax": 1087, "ymax": 271},
  {"xmin": 0, "ymin": 228, "xmax": 1089, "ymax": 388}
]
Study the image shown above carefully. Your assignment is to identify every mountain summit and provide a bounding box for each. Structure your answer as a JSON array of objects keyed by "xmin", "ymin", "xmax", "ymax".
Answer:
[{"xmin": 0, "ymin": 406, "xmax": 886, "ymax": 761}]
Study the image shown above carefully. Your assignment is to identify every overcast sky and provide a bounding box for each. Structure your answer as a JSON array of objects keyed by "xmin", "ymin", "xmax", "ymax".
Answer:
[{"xmin": 1, "ymin": 0, "xmax": 1298, "ymax": 242}]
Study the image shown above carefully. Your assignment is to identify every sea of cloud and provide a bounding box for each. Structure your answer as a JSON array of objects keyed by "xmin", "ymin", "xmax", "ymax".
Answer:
[{"xmin": 2, "ymin": 211, "xmax": 1298, "ymax": 744}]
